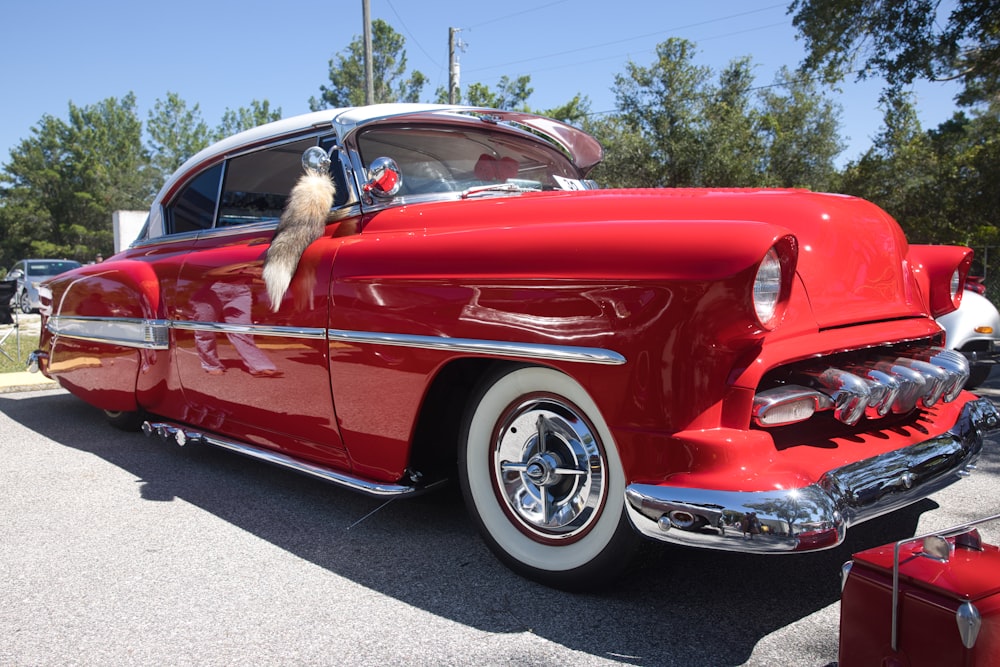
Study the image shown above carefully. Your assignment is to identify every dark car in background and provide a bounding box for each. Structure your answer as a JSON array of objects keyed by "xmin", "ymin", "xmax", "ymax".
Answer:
[{"xmin": 5, "ymin": 259, "xmax": 82, "ymax": 313}]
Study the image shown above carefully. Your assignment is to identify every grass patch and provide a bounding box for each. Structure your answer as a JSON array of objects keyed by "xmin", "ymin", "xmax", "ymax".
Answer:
[{"xmin": 0, "ymin": 320, "xmax": 39, "ymax": 372}]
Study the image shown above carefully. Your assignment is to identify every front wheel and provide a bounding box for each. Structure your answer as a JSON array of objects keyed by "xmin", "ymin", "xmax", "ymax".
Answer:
[
  {"xmin": 459, "ymin": 365, "xmax": 639, "ymax": 590},
  {"xmin": 18, "ymin": 290, "xmax": 32, "ymax": 314}
]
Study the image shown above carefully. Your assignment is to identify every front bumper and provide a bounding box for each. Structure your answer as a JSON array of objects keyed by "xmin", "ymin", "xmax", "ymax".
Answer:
[{"xmin": 625, "ymin": 397, "xmax": 1000, "ymax": 553}]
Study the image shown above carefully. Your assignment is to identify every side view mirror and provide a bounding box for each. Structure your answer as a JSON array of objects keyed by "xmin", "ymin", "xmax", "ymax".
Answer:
[
  {"xmin": 301, "ymin": 146, "xmax": 331, "ymax": 176},
  {"xmin": 363, "ymin": 157, "xmax": 402, "ymax": 198},
  {"xmin": 6, "ymin": 269, "xmax": 24, "ymax": 281}
]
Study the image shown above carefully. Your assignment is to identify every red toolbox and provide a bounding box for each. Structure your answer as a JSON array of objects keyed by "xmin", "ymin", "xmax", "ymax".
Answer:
[{"xmin": 839, "ymin": 514, "xmax": 1000, "ymax": 666}]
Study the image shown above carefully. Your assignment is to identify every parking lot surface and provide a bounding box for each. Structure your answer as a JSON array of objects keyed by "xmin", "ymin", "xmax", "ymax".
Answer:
[{"xmin": 2, "ymin": 376, "xmax": 1000, "ymax": 666}]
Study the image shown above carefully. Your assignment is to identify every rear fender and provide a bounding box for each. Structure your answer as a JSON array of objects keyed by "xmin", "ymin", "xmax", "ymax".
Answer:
[{"xmin": 42, "ymin": 260, "xmax": 165, "ymax": 412}]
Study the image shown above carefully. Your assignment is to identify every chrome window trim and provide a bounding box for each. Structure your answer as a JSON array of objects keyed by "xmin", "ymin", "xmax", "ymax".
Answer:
[
  {"xmin": 328, "ymin": 329, "xmax": 626, "ymax": 365},
  {"xmin": 130, "ymin": 228, "xmax": 203, "ymax": 249},
  {"xmin": 48, "ymin": 316, "xmax": 170, "ymax": 350}
]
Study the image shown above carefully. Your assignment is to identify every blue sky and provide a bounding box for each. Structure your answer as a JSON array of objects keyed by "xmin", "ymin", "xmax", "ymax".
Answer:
[{"xmin": 0, "ymin": 0, "xmax": 962, "ymax": 170}]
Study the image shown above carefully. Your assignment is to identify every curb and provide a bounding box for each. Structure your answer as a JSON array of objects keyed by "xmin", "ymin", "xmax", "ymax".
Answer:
[{"xmin": 0, "ymin": 372, "xmax": 59, "ymax": 394}]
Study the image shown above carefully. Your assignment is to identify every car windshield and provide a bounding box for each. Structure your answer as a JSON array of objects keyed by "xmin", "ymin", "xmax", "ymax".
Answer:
[
  {"xmin": 356, "ymin": 124, "xmax": 587, "ymax": 197},
  {"xmin": 27, "ymin": 261, "xmax": 81, "ymax": 276}
]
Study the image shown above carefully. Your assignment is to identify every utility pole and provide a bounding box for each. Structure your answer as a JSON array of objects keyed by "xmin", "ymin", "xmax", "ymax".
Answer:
[
  {"xmin": 448, "ymin": 27, "xmax": 461, "ymax": 104},
  {"xmin": 363, "ymin": 0, "xmax": 374, "ymax": 105}
]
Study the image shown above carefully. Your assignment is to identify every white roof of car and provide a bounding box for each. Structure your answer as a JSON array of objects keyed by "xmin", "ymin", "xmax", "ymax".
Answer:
[
  {"xmin": 152, "ymin": 104, "xmax": 602, "ymax": 209},
  {"xmin": 160, "ymin": 104, "xmax": 473, "ymax": 198}
]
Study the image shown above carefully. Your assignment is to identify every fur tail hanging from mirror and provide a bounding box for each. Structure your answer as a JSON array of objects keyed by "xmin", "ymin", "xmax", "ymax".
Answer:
[{"xmin": 263, "ymin": 148, "xmax": 336, "ymax": 312}]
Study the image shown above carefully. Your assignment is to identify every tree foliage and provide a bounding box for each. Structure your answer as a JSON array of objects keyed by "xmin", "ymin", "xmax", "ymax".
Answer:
[
  {"xmin": 789, "ymin": 0, "xmax": 1000, "ymax": 105},
  {"xmin": 0, "ymin": 94, "xmax": 154, "ymax": 266},
  {"xmin": 0, "ymin": 91, "xmax": 283, "ymax": 267},
  {"xmin": 758, "ymin": 66, "xmax": 844, "ymax": 190},
  {"xmin": 596, "ymin": 39, "xmax": 714, "ymax": 187},
  {"xmin": 147, "ymin": 91, "xmax": 210, "ymax": 184},
  {"xmin": 214, "ymin": 100, "xmax": 283, "ymax": 141},
  {"xmin": 310, "ymin": 19, "xmax": 427, "ymax": 110},
  {"xmin": 587, "ymin": 38, "xmax": 844, "ymax": 190},
  {"xmin": 841, "ymin": 94, "xmax": 1000, "ymax": 250},
  {"xmin": 435, "ymin": 74, "xmax": 592, "ymax": 124}
]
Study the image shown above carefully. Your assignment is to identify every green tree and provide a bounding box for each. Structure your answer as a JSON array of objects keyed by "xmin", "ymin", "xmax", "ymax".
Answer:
[
  {"xmin": 699, "ymin": 57, "xmax": 763, "ymax": 187},
  {"xmin": 147, "ymin": 91, "xmax": 210, "ymax": 184},
  {"xmin": 450, "ymin": 75, "xmax": 535, "ymax": 110},
  {"xmin": 758, "ymin": 67, "xmax": 844, "ymax": 190},
  {"xmin": 214, "ymin": 99, "xmax": 283, "ymax": 140},
  {"xmin": 605, "ymin": 38, "xmax": 713, "ymax": 187},
  {"xmin": 434, "ymin": 74, "xmax": 591, "ymax": 124},
  {"xmin": 310, "ymin": 19, "xmax": 427, "ymax": 109},
  {"xmin": 840, "ymin": 92, "xmax": 943, "ymax": 240},
  {"xmin": 0, "ymin": 94, "xmax": 153, "ymax": 265},
  {"xmin": 540, "ymin": 94, "xmax": 592, "ymax": 125},
  {"xmin": 583, "ymin": 113, "xmax": 663, "ymax": 188},
  {"xmin": 921, "ymin": 105, "xmax": 1000, "ymax": 251},
  {"xmin": 789, "ymin": 0, "xmax": 1000, "ymax": 105},
  {"xmin": 588, "ymin": 38, "xmax": 844, "ymax": 190}
]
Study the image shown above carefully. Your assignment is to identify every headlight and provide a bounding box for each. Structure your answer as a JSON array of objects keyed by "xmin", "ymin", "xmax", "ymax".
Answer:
[{"xmin": 753, "ymin": 247, "xmax": 783, "ymax": 329}]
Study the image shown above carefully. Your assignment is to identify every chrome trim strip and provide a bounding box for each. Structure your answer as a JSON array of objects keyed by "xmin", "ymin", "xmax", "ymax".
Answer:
[
  {"xmin": 625, "ymin": 397, "xmax": 1000, "ymax": 553},
  {"xmin": 328, "ymin": 329, "xmax": 627, "ymax": 365},
  {"xmin": 49, "ymin": 315, "xmax": 625, "ymax": 364},
  {"xmin": 172, "ymin": 320, "xmax": 327, "ymax": 340},
  {"xmin": 48, "ymin": 316, "xmax": 170, "ymax": 350},
  {"xmin": 143, "ymin": 421, "xmax": 433, "ymax": 498}
]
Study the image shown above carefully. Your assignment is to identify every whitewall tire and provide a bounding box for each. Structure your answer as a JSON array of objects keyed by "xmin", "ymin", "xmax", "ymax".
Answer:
[{"xmin": 459, "ymin": 365, "xmax": 639, "ymax": 589}]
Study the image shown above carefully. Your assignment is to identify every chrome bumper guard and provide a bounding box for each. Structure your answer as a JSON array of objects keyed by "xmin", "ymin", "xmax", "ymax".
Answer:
[{"xmin": 624, "ymin": 397, "xmax": 1000, "ymax": 553}]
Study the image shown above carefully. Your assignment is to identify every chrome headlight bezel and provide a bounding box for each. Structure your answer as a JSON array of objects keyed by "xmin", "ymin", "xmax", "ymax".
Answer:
[{"xmin": 752, "ymin": 238, "xmax": 796, "ymax": 331}]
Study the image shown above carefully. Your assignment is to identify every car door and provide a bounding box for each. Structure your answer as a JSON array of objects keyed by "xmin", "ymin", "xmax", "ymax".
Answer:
[{"xmin": 168, "ymin": 136, "xmax": 352, "ymax": 469}]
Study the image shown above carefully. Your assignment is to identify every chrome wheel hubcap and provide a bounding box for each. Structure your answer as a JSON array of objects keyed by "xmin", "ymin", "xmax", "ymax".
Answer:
[{"xmin": 493, "ymin": 397, "xmax": 606, "ymax": 540}]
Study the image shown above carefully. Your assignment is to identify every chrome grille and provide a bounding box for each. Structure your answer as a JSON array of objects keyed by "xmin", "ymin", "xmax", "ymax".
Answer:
[{"xmin": 753, "ymin": 347, "xmax": 969, "ymax": 427}]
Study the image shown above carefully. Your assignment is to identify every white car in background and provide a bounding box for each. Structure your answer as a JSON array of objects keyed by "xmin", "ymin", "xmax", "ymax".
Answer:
[
  {"xmin": 938, "ymin": 288, "xmax": 1000, "ymax": 388},
  {"xmin": 5, "ymin": 259, "xmax": 82, "ymax": 313}
]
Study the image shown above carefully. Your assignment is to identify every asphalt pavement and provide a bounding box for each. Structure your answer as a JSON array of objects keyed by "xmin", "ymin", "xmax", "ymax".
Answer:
[{"xmin": 2, "ymin": 368, "xmax": 1000, "ymax": 666}]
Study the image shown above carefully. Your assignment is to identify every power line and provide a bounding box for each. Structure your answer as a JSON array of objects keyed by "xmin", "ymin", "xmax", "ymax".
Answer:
[
  {"xmin": 464, "ymin": 0, "xmax": 574, "ymax": 29},
  {"xmin": 462, "ymin": 3, "xmax": 788, "ymax": 76},
  {"xmin": 469, "ymin": 20, "xmax": 790, "ymax": 78},
  {"xmin": 384, "ymin": 0, "xmax": 444, "ymax": 69}
]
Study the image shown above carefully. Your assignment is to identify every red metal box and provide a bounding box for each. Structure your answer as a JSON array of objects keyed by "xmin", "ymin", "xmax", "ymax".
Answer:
[{"xmin": 839, "ymin": 514, "xmax": 1000, "ymax": 666}]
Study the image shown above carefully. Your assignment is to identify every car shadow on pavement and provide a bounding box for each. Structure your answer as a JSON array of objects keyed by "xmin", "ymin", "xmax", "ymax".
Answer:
[{"xmin": 0, "ymin": 390, "xmax": 963, "ymax": 666}]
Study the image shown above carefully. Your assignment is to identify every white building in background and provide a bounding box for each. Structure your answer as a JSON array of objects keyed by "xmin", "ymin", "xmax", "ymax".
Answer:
[{"xmin": 112, "ymin": 211, "xmax": 147, "ymax": 253}]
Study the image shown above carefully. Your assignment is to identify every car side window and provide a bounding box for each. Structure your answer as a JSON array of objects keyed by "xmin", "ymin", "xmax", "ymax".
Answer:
[
  {"xmin": 167, "ymin": 163, "xmax": 224, "ymax": 234},
  {"xmin": 218, "ymin": 137, "xmax": 318, "ymax": 227}
]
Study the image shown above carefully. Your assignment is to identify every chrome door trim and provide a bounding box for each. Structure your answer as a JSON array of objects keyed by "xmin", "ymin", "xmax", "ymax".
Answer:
[{"xmin": 328, "ymin": 329, "xmax": 626, "ymax": 365}]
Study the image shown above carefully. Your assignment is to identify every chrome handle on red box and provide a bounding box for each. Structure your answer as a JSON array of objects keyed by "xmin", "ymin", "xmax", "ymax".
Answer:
[{"xmin": 890, "ymin": 512, "xmax": 1000, "ymax": 652}]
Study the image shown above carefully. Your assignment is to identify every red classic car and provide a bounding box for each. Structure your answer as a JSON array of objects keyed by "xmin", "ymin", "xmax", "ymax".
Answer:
[{"xmin": 30, "ymin": 104, "xmax": 999, "ymax": 589}]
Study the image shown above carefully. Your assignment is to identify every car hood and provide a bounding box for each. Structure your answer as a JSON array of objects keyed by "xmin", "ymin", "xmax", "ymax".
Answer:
[
  {"xmin": 367, "ymin": 188, "xmax": 925, "ymax": 330},
  {"xmin": 608, "ymin": 188, "xmax": 922, "ymax": 329}
]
